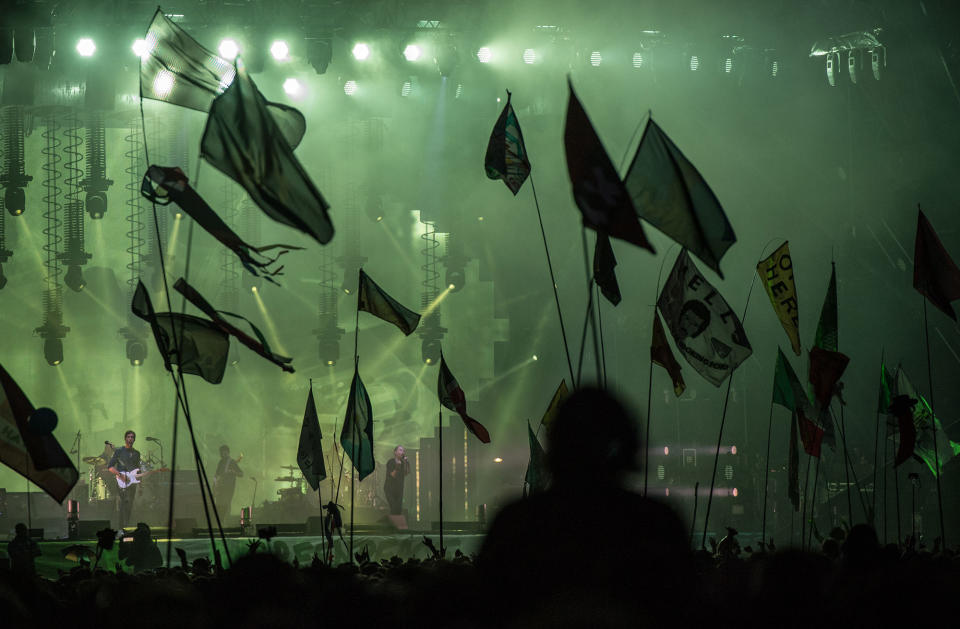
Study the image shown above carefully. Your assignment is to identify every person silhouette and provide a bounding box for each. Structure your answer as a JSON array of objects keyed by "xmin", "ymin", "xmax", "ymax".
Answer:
[{"xmin": 477, "ymin": 387, "xmax": 691, "ymax": 624}]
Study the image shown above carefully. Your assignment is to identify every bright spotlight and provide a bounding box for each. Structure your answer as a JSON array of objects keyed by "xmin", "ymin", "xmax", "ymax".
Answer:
[
  {"xmin": 219, "ymin": 38, "xmax": 239, "ymax": 60},
  {"xmin": 343, "ymin": 80, "xmax": 358, "ymax": 95},
  {"xmin": 270, "ymin": 40, "xmax": 290, "ymax": 61},
  {"xmin": 689, "ymin": 55, "xmax": 700, "ymax": 71},
  {"xmin": 251, "ymin": 285, "xmax": 258, "ymax": 293},
  {"xmin": 522, "ymin": 48, "xmax": 536, "ymax": 64},
  {"xmin": 477, "ymin": 47, "xmax": 492, "ymax": 63},
  {"xmin": 352, "ymin": 42, "xmax": 370, "ymax": 61},
  {"xmin": 532, "ymin": 354, "xmax": 538, "ymax": 361},
  {"xmin": 401, "ymin": 80, "xmax": 412, "ymax": 97},
  {"xmin": 282, "ymin": 78, "xmax": 302, "ymax": 96},
  {"xmin": 493, "ymin": 457, "xmax": 503, "ymax": 463},
  {"xmin": 403, "ymin": 44, "xmax": 421, "ymax": 61},
  {"xmin": 153, "ymin": 70, "xmax": 175, "ymax": 98},
  {"xmin": 632, "ymin": 52, "xmax": 644, "ymax": 68},
  {"xmin": 132, "ymin": 38, "xmax": 150, "ymax": 58},
  {"xmin": 76, "ymin": 38, "xmax": 96, "ymax": 57},
  {"xmin": 590, "ymin": 51, "xmax": 602, "ymax": 66}
]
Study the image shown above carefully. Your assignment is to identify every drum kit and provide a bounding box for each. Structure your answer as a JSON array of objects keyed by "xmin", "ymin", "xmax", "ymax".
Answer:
[{"xmin": 275, "ymin": 465, "xmax": 304, "ymax": 502}]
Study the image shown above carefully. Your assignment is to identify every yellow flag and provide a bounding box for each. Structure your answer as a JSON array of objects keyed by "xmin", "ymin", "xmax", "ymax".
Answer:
[
  {"xmin": 757, "ymin": 241, "xmax": 801, "ymax": 355},
  {"xmin": 540, "ymin": 380, "xmax": 569, "ymax": 431}
]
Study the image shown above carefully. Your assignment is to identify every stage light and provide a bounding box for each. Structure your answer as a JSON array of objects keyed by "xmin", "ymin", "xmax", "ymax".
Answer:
[
  {"xmin": 724, "ymin": 464, "xmax": 734, "ymax": 481},
  {"xmin": 85, "ymin": 191, "xmax": 107, "ymax": 219},
  {"xmin": 307, "ymin": 38, "xmax": 332, "ymax": 74},
  {"xmin": 724, "ymin": 57, "xmax": 733, "ymax": 73},
  {"xmin": 270, "ymin": 40, "xmax": 290, "ymax": 61},
  {"xmin": 493, "ymin": 457, "xmax": 503, "ymax": 463},
  {"xmin": 871, "ymin": 47, "xmax": 885, "ymax": 80},
  {"xmin": 343, "ymin": 80, "xmax": 357, "ymax": 95},
  {"xmin": 421, "ymin": 337, "xmax": 442, "ymax": 364},
  {"xmin": 664, "ymin": 446, "xmax": 670, "ymax": 455},
  {"xmin": 689, "ymin": 55, "xmax": 700, "ymax": 71},
  {"xmin": 657, "ymin": 464, "xmax": 665, "ymax": 480},
  {"xmin": 731, "ymin": 445, "xmax": 738, "ymax": 455},
  {"xmin": 455, "ymin": 83, "xmax": 463, "ymax": 99},
  {"xmin": 352, "ymin": 42, "xmax": 370, "ymax": 61},
  {"xmin": 771, "ymin": 60, "xmax": 779, "ymax": 77},
  {"xmin": 132, "ymin": 38, "xmax": 150, "ymax": 58},
  {"xmin": 590, "ymin": 51, "xmax": 602, "ymax": 66},
  {"xmin": 126, "ymin": 337, "xmax": 146, "ymax": 366},
  {"xmin": 632, "ymin": 52, "xmax": 644, "ymax": 68},
  {"xmin": 5, "ymin": 187, "xmax": 25, "ymax": 215},
  {"xmin": 532, "ymin": 354, "xmax": 538, "ymax": 361},
  {"xmin": 732, "ymin": 487, "xmax": 739, "ymax": 497},
  {"xmin": 63, "ymin": 265, "xmax": 86, "ymax": 292},
  {"xmin": 826, "ymin": 52, "xmax": 839, "ymax": 86},
  {"xmin": 282, "ymin": 78, "xmax": 302, "ymax": 96},
  {"xmin": 522, "ymin": 48, "xmax": 536, "ymax": 64},
  {"xmin": 251, "ymin": 285, "xmax": 258, "ymax": 293},
  {"xmin": 44, "ymin": 337, "xmax": 63, "ymax": 366},
  {"xmin": 219, "ymin": 38, "xmax": 239, "ymax": 60},
  {"xmin": 403, "ymin": 44, "xmax": 422, "ymax": 61},
  {"xmin": 847, "ymin": 50, "xmax": 859, "ymax": 84},
  {"xmin": 76, "ymin": 38, "xmax": 95, "ymax": 57},
  {"xmin": 477, "ymin": 47, "xmax": 492, "ymax": 63},
  {"xmin": 401, "ymin": 80, "xmax": 412, "ymax": 97},
  {"xmin": 153, "ymin": 69, "xmax": 175, "ymax": 98}
]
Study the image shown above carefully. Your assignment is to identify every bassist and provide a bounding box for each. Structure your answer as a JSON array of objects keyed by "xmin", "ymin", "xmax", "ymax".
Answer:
[{"xmin": 107, "ymin": 430, "xmax": 141, "ymax": 531}]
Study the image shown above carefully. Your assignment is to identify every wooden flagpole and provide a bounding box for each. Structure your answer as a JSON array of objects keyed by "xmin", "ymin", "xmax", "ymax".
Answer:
[
  {"xmin": 645, "ymin": 249, "xmax": 676, "ymax": 498},
  {"xmin": 438, "ymin": 406, "xmax": 444, "ymax": 558},
  {"xmin": 807, "ymin": 455, "xmax": 822, "ymax": 550},
  {"xmin": 760, "ymin": 402, "xmax": 775, "ymax": 548},
  {"xmin": 921, "ymin": 298, "xmax": 947, "ymax": 548},
  {"xmin": 800, "ymin": 453, "xmax": 811, "ymax": 550}
]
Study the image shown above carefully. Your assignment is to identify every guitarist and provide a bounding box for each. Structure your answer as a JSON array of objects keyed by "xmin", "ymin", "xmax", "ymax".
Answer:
[
  {"xmin": 214, "ymin": 445, "xmax": 243, "ymax": 517},
  {"xmin": 107, "ymin": 430, "xmax": 141, "ymax": 531}
]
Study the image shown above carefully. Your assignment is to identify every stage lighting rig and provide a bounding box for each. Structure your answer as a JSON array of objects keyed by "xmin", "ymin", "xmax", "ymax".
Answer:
[
  {"xmin": 306, "ymin": 37, "xmax": 332, "ymax": 74},
  {"xmin": 120, "ymin": 327, "xmax": 148, "ymax": 366},
  {"xmin": 81, "ymin": 112, "xmax": 113, "ymax": 219},
  {"xmin": 2, "ymin": 106, "xmax": 33, "ymax": 216},
  {"xmin": 809, "ymin": 28, "xmax": 885, "ymax": 86},
  {"xmin": 443, "ymin": 232, "xmax": 468, "ymax": 293}
]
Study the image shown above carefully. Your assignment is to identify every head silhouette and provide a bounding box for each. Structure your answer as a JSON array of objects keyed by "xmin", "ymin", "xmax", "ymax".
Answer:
[{"xmin": 546, "ymin": 386, "xmax": 639, "ymax": 486}]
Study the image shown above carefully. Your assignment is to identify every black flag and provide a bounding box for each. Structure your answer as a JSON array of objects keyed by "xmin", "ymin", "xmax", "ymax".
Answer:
[{"xmin": 298, "ymin": 386, "xmax": 326, "ymax": 491}]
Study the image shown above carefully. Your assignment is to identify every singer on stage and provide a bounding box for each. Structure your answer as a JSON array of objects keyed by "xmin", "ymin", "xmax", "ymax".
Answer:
[
  {"xmin": 107, "ymin": 430, "xmax": 141, "ymax": 531},
  {"xmin": 384, "ymin": 445, "xmax": 410, "ymax": 515}
]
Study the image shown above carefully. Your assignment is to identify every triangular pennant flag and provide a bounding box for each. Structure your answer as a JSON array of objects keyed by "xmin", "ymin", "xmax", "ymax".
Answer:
[
  {"xmin": 0, "ymin": 363, "xmax": 78, "ymax": 503},
  {"xmin": 624, "ymin": 117, "xmax": 735, "ymax": 277},
  {"xmin": 172, "ymin": 278, "xmax": 294, "ymax": 373},
  {"xmin": 756, "ymin": 242, "xmax": 801, "ymax": 356},
  {"xmin": 888, "ymin": 366, "xmax": 959, "ymax": 475},
  {"xmin": 139, "ymin": 8, "xmax": 305, "ymax": 148},
  {"xmin": 540, "ymin": 380, "xmax": 569, "ymax": 431},
  {"xmin": 913, "ymin": 208, "xmax": 960, "ymax": 320},
  {"xmin": 298, "ymin": 386, "xmax": 326, "ymax": 491},
  {"xmin": 809, "ymin": 346, "xmax": 850, "ymax": 409},
  {"xmin": 771, "ymin": 348, "xmax": 824, "ymax": 458},
  {"xmin": 593, "ymin": 232, "xmax": 622, "ymax": 306},
  {"xmin": 340, "ymin": 366, "xmax": 375, "ymax": 481},
  {"xmin": 563, "ymin": 80, "xmax": 654, "ymax": 252},
  {"xmin": 141, "ymin": 166, "xmax": 301, "ymax": 282},
  {"xmin": 484, "ymin": 90, "xmax": 531, "ymax": 195},
  {"xmin": 438, "ymin": 353, "xmax": 491, "ymax": 443},
  {"xmin": 131, "ymin": 280, "xmax": 231, "ymax": 384},
  {"xmin": 524, "ymin": 421, "xmax": 549, "ymax": 496},
  {"xmin": 200, "ymin": 60, "xmax": 333, "ymax": 245},
  {"xmin": 814, "ymin": 264, "xmax": 838, "ymax": 352},
  {"xmin": 357, "ymin": 269, "xmax": 421, "ymax": 336},
  {"xmin": 651, "ymin": 310, "xmax": 685, "ymax": 397},
  {"xmin": 657, "ymin": 250, "xmax": 752, "ymax": 386}
]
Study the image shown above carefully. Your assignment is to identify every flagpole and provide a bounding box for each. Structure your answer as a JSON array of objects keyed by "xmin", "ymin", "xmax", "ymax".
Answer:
[
  {"xmin": 438, "ymin": 406, "xmax": 444, "ymax": 558},
  {"xmin": 840, "ymin": 404, "xmax": 853, "ymax": 525},
  {"xmin": 595, "ymin": 283, "xmax": 608, "ymax": 388},
  {"xmin": 894, "ymin": 459, "xmax": 902, "ymax": 545},
  {"xmin": 760, "ymin": 401, "xmax": 775, "ymax": 549},
  {"xmin": 575, "ymin": 280, "xmax": 595, "ymax": 388},
  {"xmin": 348, "ymin": 293, "xmax": 360, "ymax": 563},
  {"xmin": 807, "ymin": 455, "xmax": 822, "ymax": 550},
  {"xmin": 529, "ymin": 176, "xmax": 576, "ymax": 390},
  {"xmin": 800, "ymin": 454, "xmax": 811, "ymax": 550},
  {"xmin": 645, "ymin": 249, "xmax": 675, "ymax": 499},
  {"xmin": 581, "ymin": 228, "xmax": 603, "ymax": 386},
  {"xmin": 872, "ymin": 358, "xmax": 883, "ymax": 528},
  {"xmin": 921, "ymin": 297, "xmax": 946, "ymax": 548}
]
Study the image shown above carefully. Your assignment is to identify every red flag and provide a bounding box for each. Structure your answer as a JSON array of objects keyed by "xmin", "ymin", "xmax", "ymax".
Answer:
[
  {"xmin": 797, "ymin": 409, "xmax": 825, "ymax": 458},
  {"xmin": 808, "ymin": 347, "xmax": 850, "ymax": 409},
  {"xmin": 889, "ymin": 394, "xmax": 918, "ymax": 468},
  {"xmin": 914, "ymin": 208, "xmax": 960, "ymax": 320},
  {"xmin": 438, "ymin": 354, "xmax": 490, "ymax": 443}
]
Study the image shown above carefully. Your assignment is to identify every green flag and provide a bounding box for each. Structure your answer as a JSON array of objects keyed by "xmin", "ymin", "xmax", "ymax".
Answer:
[
  {"xmin": 889, "ymin": 366, "xmax": 959, "ymax": 476},
  {"xmin": 340, "ymin": 365, "xmax": 375, "ymax": 481},
  {"xmin": 297, "ymin": 386, "xmax": 326, "ymax": 491},
  {"xmin": 878, "ymin": 361, "xmax": 895, "ymax": 415},
  {"xmin": 524, "ymin": 421, "xmax": 549, "ymax": 496},
  {"xmin": 358, "ymin": 269, "xmax": 421, "ymax": 336},
  {"xmin": 484, "ymin": 90, "xmax": 531, "ymax": 195},
  {"xmin": 772, "ymin": 348, "xmax": 799, "ymax": 411}
]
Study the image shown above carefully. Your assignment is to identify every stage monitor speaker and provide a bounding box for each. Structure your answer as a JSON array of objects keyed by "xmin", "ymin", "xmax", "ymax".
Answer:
[
  {"xmin": 77, "ymin": 520, "xmax": 111, "ymax": 539},
  {"xmin": 173, "ymin": 518, "xmax": 198, "ymax": 537}
]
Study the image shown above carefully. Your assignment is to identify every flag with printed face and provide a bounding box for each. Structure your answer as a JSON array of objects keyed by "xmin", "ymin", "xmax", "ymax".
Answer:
[
  {"xmin": 913, "ymin": 208, "xmax": 960, "ymax": 321},
  {"xmin": 540, "ymin": 380, "xmax": 569, "ymax": 432},
  {"xmin": 484, "ymin": 90, "xmax": 531, "ymax": 195},
  {"xmin": 357, "ymin": 269, "xmax": 421, "ymax": 336},
  {"xmin": 657, "ymin": 250, "xmax": 751, "ymax": 387},
  {"xmin": 438, "ymin": 353, "xmax": 491, "ymax": 443},
  {"xmin": 651, "ymin": 310, "xmax": 685, "ymax": 397},
  {"xmin": 298, "ymin": 386, "xmax": 326, "ymax": 491},
  {"xmin": 624, "ymin": 117, "xmax": 735, "ymax": 277},
  {"xmin": 756, "ymin": 242, "xmax": 801, "ymax": 356},
  {"xmin": 139, "ymin": 8, "xmax": 305, "ymax": 149},
  {"xmin": 563, "ymin": 80, "xmax": 654, "ymax": 252},
  {"xmin": 340, "ymin": 366, "xmax": 375, "ymax": 481},
  {"xmin": 0, "ymin": 363, "xmax": 78, "ymax": 503}
]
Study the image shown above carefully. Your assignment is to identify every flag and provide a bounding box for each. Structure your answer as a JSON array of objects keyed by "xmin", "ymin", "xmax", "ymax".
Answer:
[
  {"xmin": 173, "ymin": 278, "xmax": 294, "ymax": 373},
  {"xmin": 756, "ymin": 242, "xmax": 801, "ymax": 355},
  {"xmin": 623, "ymin": 117, "xmax": 735, "ymax": 277},
  {"xmin": 771, "ymin": 348, "xmax": 824, "ymax": 457},
  {"xmin": 656, "ymin": 250, "xmax": 752, "ymax": 386},
  {"xmin": 298, "ymin": 386, "xmax": 326, "ymax": 491},
  {"xmin": 357, "ymin": 269, "xmax": 421, "ymax": 336},
  {"xmin": 772, "ymin": 348, "xmax": 801, "ymax": 412},
  {"xmin": 524, "ymin": 421, "xmax": 549, "ymax": 496},
  {"xmin": 788, "ymin": 411, "xmax": 800, "ymax": 511},
  {"xmin": 651, "ymin": 310, "xmax": 685, "ymax": 397},
  {"xmin": 563, "ymin": 80, "xmax": 654, "ymax": 252},
  {"xmin": 593, "ymin": 232, "xmax": 622, "ymax": 306},
  {"xmin": 0, "ymin": 363, "xmax": 78, "ymax": 503},
  {"xmin": 139, "ymin": 9, "xmax": 305, "ymax": 149},
  {"xmin": 808, "ymin": 347, "xmax": 849, "ymax": 409},
  {"xmin": 540, "ymin": 380, "xmax": 569, "ymax": 431},
  {"xmin": 141, "ymin": 166, "xmax": 301, "ymax": 283},
  {"xmin": 484, "ymin": 90, "xmax": 531, "ymax": 195},
  {"xmin": 878, "ymin": 361, "xmax": 895, "ymax": 415},
  {"xmin": 913, "ymin": 208, "xmax": 960, "ymax": 320},
  {"xmin": 131, "ymin": 280, "xmax": 231, "ymax": 384},
  {"xmin": 888, "ymin": 366, "xmax": 959, "ymax": 475},
  {"xmin": 340, "ymin": 366, "xmax": 375, "ymax": 481},
  {"xmin": 200, "ymin": 61, "xmax": 333, "ymax": 246},
  {"xmin": 438, "ymin": 353, "xmax": 491, "ymax": 443},
  {"xmin": 814, "ymin": 264, "xmax": 838, "ymax": 352}
]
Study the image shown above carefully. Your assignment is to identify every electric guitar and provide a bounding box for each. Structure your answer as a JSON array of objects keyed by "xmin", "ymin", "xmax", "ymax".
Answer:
[{"xmin": 116, "ymin": 467, "xmax": 169, "ymax": 489}]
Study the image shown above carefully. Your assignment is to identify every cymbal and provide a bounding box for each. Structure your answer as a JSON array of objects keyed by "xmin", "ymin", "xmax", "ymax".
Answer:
[
  {"xmin": 83, "ymin": 456, "xmax": 106, "ymax": 465},
  {"xmin": 274, "ymin": 476, "xmax": 298, "ymax": 482}
]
